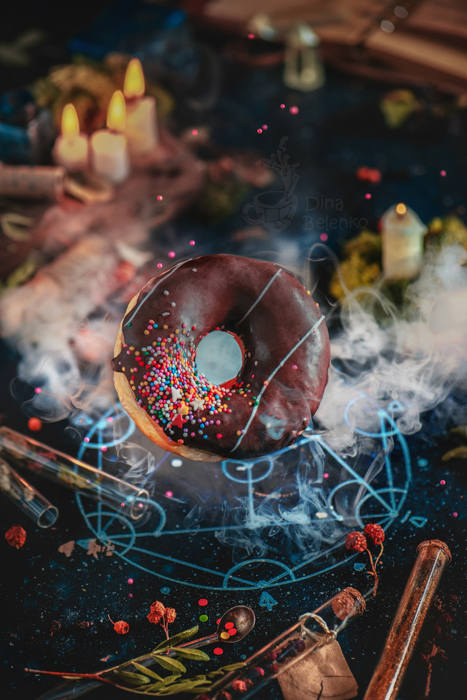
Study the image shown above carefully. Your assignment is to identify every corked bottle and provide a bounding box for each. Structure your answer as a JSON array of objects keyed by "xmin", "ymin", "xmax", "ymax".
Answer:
[{"xmin": 363, "ymin": 539, "xmax": 451, "ymax": 700}]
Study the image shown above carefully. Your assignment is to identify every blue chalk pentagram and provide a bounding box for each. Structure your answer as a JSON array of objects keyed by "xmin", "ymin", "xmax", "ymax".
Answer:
[{"xmin": 73, "ymin": 395, "xmax": 412, "ymax": 591}]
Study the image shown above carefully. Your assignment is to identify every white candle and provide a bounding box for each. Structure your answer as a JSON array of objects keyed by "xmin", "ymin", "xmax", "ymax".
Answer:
[
  {"xmin": 381, "ymin": 203, "xmax": 427, "ymax": 279},
  {"xmin": 53, "ymin": 104, "xmax": 89, "ymax": 172},
  {"xmin": 90, "ymin": 91, "xmax": 130, "ymax": 184},
  {"xmin": 123, "ymin": 58, "xmax": 158, "ymax": 158}
]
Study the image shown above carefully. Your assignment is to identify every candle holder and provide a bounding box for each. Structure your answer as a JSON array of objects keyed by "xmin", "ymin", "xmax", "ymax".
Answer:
[
  {"xmin": 0, "ymin": 428, "xmax": 149, "ymax": 521},
  {"xmin": 199, "ymin": 587, "xmax": 366, "ymax": 699},
  {"xmin": 363, "ymin": 540, "xmax": 451, "ymax": 700},
  {"xmin": 0, "ymin": 457, "xmax": 59, "ymax": 528}
]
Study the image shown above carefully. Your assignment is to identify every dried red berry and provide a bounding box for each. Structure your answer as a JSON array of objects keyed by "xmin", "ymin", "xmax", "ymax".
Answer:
[
  {"xmin": 5, "ymin": 525, "xmax": 26, "ymax": 549},
  {"xmin": 345, "ymin": 531, "xmax": 367, "ymax": 553},
  {"xmin": 364, "ymin": 523, "xmax": 385, "ymax": 546},
  {"xmin": 232, "ymin": 680, "xmax": 247, "ymax": 692},
  {"xmin": 113, "ymin": 620, "xmax": 129, "ymax": 634},
  {"xmin": 165, "ymin": 607, "xmax": 176, "ymax": 623}
]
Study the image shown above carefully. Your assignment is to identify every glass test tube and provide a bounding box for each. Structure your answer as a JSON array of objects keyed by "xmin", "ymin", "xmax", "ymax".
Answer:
[
  {"xmin": 0, "ymin": 457, "xmax": 59, "ymax": 528},
  {"xmin": 201, "ymin": 587, "xmax": 366, "ymax": 700},
  {"xmin": 0, "ymin": 427, "xmax": 149, "ymax": 520},
  {"xmin": 363, "ymin": 539, "xmax": 451, "ymax": 700}
]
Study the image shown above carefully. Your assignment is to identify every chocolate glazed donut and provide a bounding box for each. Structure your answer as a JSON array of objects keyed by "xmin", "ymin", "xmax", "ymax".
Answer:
[{"xmin": 111, "ymin": 255, "xmax": 330, "ymax": 461}]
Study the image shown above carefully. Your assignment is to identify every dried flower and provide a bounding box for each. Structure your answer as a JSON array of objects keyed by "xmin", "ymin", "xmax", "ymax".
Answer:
[
  {"xmin": 165, "ymin": 607, "xmax": 176, "ymax": 624},
  {"xmin": 345, "ymin": 531, "xmax": 367, "ymax": 553},
  {"xmin": 147, "ymin": 601, "xmax": 166, "ymax": 624},
  {"xmin": 345, "ymin": 527, "xmax": 386, "ymax": 596},
  {"xmin": 364, "ymin": 523, "xmax": 385, "ymax": 546},
  {"xmin": 5, "ymin": 525, "xmax": 26, "ymax": 549},
  {"xmin": 147, "ymin": 600, "xmax": 177, "ymax": 640}
]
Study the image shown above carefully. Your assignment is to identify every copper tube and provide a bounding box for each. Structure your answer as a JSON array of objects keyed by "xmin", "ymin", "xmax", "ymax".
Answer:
[{"xmin": 363, "ymin": 539, "xmax": 451, "ymax": 700}]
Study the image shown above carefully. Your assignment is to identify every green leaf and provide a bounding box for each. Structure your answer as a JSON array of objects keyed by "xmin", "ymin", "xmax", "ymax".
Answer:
[
  {"xmin": 114, "ymin": 669, "xmax": 151, "ymax": 686},
  {"xmin": 156, "ymin": 680, "xmax": 209, "ymax": 695},
  {"xmin": 219, "ymin": 662, "xmax": 247, "ymax": 672},
  {"xmin": 139, "ymin": 679, "xmax": 179, "ymax": 693},
  {"xmin": 153, "ymin": 626, "xmax": 199, "ymax": 651},
  {"xmin": 151, "ymin": 655, "xmax": 186, "ymax": 674},
  {"xmin": 191, "ymin": 675, "xmax": 206, "ymax": 681},
  {"xmin": 157, "ymin": 674, "xmax": 182, "ymax": 686},
  {"xmin": 131, "ymin": 662, "xmax": 163, "ymax": 681},
  {"xmin": 172, "ymin": 648, "xmax": 210, "ymax": 661},
  {"xmin": 207, "ymin": 670, "xmax": 224, "ymax": 678}
]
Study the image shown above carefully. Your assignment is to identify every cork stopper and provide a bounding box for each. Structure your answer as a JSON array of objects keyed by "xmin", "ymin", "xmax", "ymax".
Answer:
[
  {"xmin": 332, "ymin": 587, "xmax": 366, "ymax": 620},
  {"xmin": 416, "ymin": 539, "xmax": 452, "ymax": 565}
]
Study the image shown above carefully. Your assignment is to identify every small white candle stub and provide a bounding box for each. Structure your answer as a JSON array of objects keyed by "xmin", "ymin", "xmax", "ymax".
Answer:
[
  {"xmin": 123, "ymin": 58, "xmax": 158, "ymax": 158},
  {"xmin": 381, "ymin": 203, "xmax": 427, "ymax": 279},
  {"xmin": 53, "ymin": 104, "xmax": 89, "ymax": 172},
  {"xmin": 90, "ymin": 91, "xmax": 130, "ymax": 184}
]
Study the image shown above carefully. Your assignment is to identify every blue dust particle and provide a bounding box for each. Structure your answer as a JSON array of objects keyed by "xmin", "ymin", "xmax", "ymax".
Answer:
[
  {"xmin": 354, "ymin": 563, "xmax": 366, "ymax": 572},
  {"xmin": 160, "ymin": 587, "xmax": 171, "ymax": 594},
  {"xmin": 418, "ymin": 458, "xmax": 429, "ymax": 467}
]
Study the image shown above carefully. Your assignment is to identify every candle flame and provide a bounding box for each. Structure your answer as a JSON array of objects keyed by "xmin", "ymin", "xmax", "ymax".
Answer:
[
  {"xmin": 107, "ymin": 91, "xmax": 126, "ymax": 132},
  {"xmin": 62, "ymin": 104, "xmax": 80, "ymax": 139},
  {"xmin": 396, "ymin": 203, "xmax": 407, "ymax": 216},
  {"xmin": 124, "ymin": 58, "xmax": 145, "ymax": 99}
]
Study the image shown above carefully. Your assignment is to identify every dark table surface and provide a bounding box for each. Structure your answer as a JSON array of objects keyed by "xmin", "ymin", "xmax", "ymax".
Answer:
[{"xmin": 1, "ymin": 3, "xmax": 467, "ymax": 700}]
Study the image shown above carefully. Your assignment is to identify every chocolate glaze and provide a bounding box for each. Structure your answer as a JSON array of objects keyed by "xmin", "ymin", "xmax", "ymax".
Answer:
[{"xmin": 112, "ymin": 254, "xmax": 330, "ymax": 460}]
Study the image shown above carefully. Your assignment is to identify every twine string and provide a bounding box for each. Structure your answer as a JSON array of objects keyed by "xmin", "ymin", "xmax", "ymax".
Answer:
[{"xmin": 299, "ymin": 612, "xmax": 337, "ymax": 646}]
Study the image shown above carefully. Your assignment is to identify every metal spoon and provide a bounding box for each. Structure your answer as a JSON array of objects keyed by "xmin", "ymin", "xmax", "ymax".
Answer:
[{"xmin": 34, "ymin": 606, "xmax": 255, "ymax": 700}]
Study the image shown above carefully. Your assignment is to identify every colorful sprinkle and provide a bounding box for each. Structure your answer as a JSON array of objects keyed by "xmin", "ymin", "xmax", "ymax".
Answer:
[
  {"xmin": 199, "ymin": 614, "xmax": 208, "ymax": 622},
  {"xmin": 168, "ymin": 251, "xmax": 176, "ymax": 258},
  {"xmin": 198, "ymin": 598, "xmax": 208, "ymax": 607},
  {"xmin": 289, "ymin": 106, "xmax": 299, "ymax": 115},
  {"xmin": 213, "ymin": 648, "xmax": 223, "ymax": 655}
]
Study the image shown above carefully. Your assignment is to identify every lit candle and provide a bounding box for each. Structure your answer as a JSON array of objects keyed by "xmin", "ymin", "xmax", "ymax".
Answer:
[
  {"xmin": 123, "ymin": 58, "xmax": 158, "ymax": 159},
  {"xmin": 53, "ymin": 104, "xmax": 89, "ymax": 172},
  {"xmin": 90, "ymin": 91, "xmax": 130, "ymax": 184},
  {"xmin": 381, "ymin": 203, "xmax": 427, "ymax": 279}
]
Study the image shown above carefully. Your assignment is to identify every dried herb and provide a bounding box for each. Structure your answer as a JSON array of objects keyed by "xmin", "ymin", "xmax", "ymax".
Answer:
[
  {"xmin": 345, "ymin": 523, "xmax": 385, "ymax": 596},
  {"xmin": 26, "ymin": 625, "xmax": 246, "ymax": 695}
]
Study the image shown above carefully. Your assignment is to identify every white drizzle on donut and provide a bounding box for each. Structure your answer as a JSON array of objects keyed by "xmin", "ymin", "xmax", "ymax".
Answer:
[
  {"xmin": 125, "ymin": 260, "xmax": 189, "ymax": 328},
  {"xmin": 236, "ymin": 268, "xmax": 282, "ymax": 327},
  {"xmin": 230, "ymin": 314, "xmax": 326, "ymax": 452}
]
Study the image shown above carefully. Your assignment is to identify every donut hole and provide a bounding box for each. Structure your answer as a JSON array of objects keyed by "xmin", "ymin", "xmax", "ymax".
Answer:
[{"xmin": 195, "ymin": 330, "xmax": 243, "ymax": 387}]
